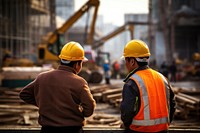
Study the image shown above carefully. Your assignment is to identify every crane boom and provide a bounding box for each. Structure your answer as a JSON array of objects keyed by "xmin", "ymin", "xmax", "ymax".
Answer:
[
  {"xmin": 92, "ymin": 22, "xmax": 134, "ymax": 49},
  {"xmin": 92, "ymin": 21, "xmax": 150, "ymax": 49},
  {"xmin": 57, "ymin": 0, "xmax": 99, "ymax": 44}
]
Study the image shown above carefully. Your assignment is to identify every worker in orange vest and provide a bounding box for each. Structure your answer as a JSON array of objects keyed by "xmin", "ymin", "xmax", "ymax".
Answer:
[
  {"xmin": 19, "ymin": 41, "xmax": 96, "ymax": 133},
  {"xmin": 120, "ymin": 40, "xmax": 176, "ymax": 132}
]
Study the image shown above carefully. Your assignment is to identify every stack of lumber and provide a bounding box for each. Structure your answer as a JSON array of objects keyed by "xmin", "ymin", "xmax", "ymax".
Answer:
[
  {"xmin": 0, "ymin": 88, "xmax": 38, "ymax": 125},
  {"xmin": 90, "ymin": 84, "xmax": 122, "ymax": 107},
  {"xmin": 173, "ymin": 87, "xmax": 200, "ymax": 120},
  {"xmin": 102, "ymin": 88, "xmax": 122, "ymax": 107},
  {"xmin": 90, "ymin": 84, "xmax": 110, "ymax": 102},
  {"xmin": 90, "ymin": 83, "xmax": 200, "ymax": 121}
]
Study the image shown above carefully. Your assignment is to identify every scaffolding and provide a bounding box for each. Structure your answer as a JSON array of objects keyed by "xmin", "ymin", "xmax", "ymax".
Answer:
[{"xmin": 0, "ymin": 0, "xmax": 55, "ymax": 67}]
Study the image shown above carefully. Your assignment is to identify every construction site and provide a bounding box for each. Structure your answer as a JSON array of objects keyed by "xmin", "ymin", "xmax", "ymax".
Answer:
[{"xmin": 0, "ymin": 0, "xmax": 200, "ymax": 132}]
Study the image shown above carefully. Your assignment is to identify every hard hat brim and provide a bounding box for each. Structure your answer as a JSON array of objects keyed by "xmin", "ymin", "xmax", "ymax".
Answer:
[
  {"xmin": 61, "ymin": 59, "xmax": 71, "ymax": 64},
  {"xmin": 83, "ymin": 57, "xmax": 88, "ymax": 62},
  {"xmin": 61, "ymin": 57, "xmax": 88, "ymax": 63},
  {"xmin": 120, "ymin": 56, "xmax": 125, "ymax": 60}
]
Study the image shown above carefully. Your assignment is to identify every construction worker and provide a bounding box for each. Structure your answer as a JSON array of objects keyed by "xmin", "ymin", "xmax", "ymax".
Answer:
[
  {"xmin": 112, "ymin": 60, "xmax": 120, "ymax": 79},
  {"xmin": 120, "ymin": 40, "xmax": 176, "ymax": 132},
  {"xmin": 103, "ymin": 59, "xmax": 111, "ymax": 84},
  {"xmin": 19, "ymin": 41, "xmax": 96, "ymax": 133}
]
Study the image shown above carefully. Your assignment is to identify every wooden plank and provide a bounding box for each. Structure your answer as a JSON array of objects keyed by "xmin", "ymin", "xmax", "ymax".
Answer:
[
  {"xmin": 93, "ymin": 93, "xmax": 102, "ymax": 102},
  {"xmin": 0, "ymin": 99, "xmax": 24, "ymax": 103},
  {"xmin": 107, "ymin": 93, "xmax": 122, "ymax": 103},
  {"xmin": 178, "ymin": 93, "xmax": 200, "ymax": 103},
  {"xmin": 102, "ymin": 88, "xmax": 122, "ymax": 102},
  {"xmin": 0, "ymin": 117, "xmax": 20, "ymax": 123},
  {"xmin": 175, "ymin": 95, "xmax": 197, "ymax": 105},
  {"xmin": 90, "ymin": 85, "xmax": 109, "ymax": 94},
  {"xmin": 0, "ymin": 104, "xmax": 38, "ymax": 110}
]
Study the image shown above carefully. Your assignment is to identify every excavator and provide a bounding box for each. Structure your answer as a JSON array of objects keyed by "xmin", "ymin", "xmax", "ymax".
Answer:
[
  {"xmin": 38, "ymin": 0, "xmax": 99, "ymax": 64},
  {"xmin": 37, "ymin": 0, "xmax": 148, "ymax": 83},
  {"xmin": 37, "ymin": 0, "xmax": 104, "ymax": 83}
]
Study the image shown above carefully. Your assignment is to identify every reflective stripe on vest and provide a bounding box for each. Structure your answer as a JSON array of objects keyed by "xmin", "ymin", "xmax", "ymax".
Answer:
[
  {"xmin": 131, "ymin": 73, "xmax": 169, "ymax": 126},
  {"xmin": 158, "ymin": 73, "xmax": 170, "ymax": 117}
]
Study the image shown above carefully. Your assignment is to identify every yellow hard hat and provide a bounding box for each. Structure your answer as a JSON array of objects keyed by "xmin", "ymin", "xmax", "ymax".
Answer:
[
  {"xmin": 59, "ymin": 41, "xmax": 88, "ymax": 61},
  {"xmin": 123, "ymin": 40, "xmax": 151, "ymax": 58}
]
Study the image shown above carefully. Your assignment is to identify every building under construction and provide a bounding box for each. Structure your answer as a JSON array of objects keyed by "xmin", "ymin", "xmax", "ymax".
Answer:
[
  {"xmin": 0, "ymin": 0, "xmax": 56, "ymax": 66},
  {"xmin": 152, "ymin": 0, "xmax": 200, "ymax": 64}
]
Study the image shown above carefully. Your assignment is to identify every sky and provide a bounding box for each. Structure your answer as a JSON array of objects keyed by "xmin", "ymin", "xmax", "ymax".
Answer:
[{"xmin": 75, "ymin": 0, "xmax": 149, "ymax": 26}]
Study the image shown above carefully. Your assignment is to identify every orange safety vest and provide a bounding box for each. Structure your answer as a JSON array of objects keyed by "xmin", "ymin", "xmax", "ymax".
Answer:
[{"xmin": 129, "ymin": 68, "xmax": 170, "ymax": 132}]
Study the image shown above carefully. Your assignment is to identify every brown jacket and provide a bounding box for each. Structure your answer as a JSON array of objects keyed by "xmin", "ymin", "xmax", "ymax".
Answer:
[{"xmin": 19, "ymin": 65, "xmax": 96, "ymax": 127}]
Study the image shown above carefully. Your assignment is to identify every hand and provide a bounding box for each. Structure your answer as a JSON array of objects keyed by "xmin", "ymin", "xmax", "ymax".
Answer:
[
  {"xmin": 120, "ymin": 123, "xmax": 125, "ymax": 129},
  {"xmin": 78, "ymin": 105, "xmax": 83, "ymax": 112}
]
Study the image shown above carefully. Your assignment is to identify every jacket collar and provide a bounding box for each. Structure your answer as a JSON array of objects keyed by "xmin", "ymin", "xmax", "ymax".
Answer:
[
  {"xmin": 57, "ymin": 65, "xmax": 77, "ymax": 74},
  {"xmin": 123, "ymin": 65, "xmax": 149, "ymax": 82}
]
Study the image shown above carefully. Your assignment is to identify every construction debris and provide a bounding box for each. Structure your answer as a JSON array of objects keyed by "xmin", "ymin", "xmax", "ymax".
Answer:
[
  {"xmin": 90, "ymin": 84, "xmax": 122, "ymax": 107},
  {"xmin": 0, "ymin": 88, "xmax": 39, "ymax": 125},
  {"xmin": 86, "ymin": 113, "xmax": 121, "ymax": 126},
  {"xmin": 173, "ymin": 86, "xmax": 200, "ymax": 120},
  {"xmin": 0, "ymin": 81, "xmax": 200, "ymax": 128},
  {"xmin": 90, "ymin": 82, "xmax": 200, "ymax": 122}
]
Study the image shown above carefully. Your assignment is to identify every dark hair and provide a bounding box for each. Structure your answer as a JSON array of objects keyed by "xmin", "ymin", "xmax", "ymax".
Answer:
[
  {"xmin": 60, "ymin": 60, "xmax": 82, "ymax": 67},
  {"xmin": 137, "ymin": 61, "xmax": 148, "ymax": 66},
  {"xmin": 136, "ymin": 57, "xmax": 149, "ymax": 66},
  {"xmin": 125, "ymin": 57, "xmax": 148, "ymax": 67},
  {"xmin": 125, "ymin": 57, "xmax": 132, "ymax": 62}
]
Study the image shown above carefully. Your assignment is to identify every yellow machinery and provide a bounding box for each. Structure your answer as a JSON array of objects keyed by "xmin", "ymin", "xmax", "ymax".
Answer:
[
  {"xmin": 177, "ymin": 52, "xmax": 200, "ymax": 80},
  {"xmin": 37, "ymin": 0, "xmax": 104, "ymax": 83},
  {"xmin": 38, "ymin": 0, "xmax": 100, "ymax": 64},
  {"xmin": 37, "ymin": 0, "xmax": 148, "ymax": 83},
  {"xmin": 2, "ymin": 49, "xmax": 34, "ymax": 67},
  {"xmin": 192, "ymin": 52, "xmax": 200, "ymax": 77},
  {"xmin": 193, "ymin": 52, "xmax": 200, "ymax": 61}
]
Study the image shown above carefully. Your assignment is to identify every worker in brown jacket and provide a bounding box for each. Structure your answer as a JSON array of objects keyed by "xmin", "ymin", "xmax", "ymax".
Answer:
[{"xmin": 19, "ymin": 41, "xmax": 96, "ymax": 133}]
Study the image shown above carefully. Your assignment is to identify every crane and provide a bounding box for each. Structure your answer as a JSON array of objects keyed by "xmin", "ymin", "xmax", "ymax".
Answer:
[{"xmin": 92, "ymin": 21, "xmax": 150, "ymax": 49}]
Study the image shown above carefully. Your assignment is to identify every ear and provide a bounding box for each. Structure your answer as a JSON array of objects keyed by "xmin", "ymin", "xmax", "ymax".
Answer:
[
  {"xmin": 131, "ymin": 58, "xmax": 135, "ymax": 66},
  {"xmin": 131, "ymin": 59, "xmax": 134, "ymax": 64},
  {"xmin": 73, "ymin": 62, "xmax": 78, "ymax": 69}
]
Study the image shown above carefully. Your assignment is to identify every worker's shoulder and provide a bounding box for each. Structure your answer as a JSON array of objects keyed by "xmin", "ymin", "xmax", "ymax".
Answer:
[
  {"xmin": 39, "ymin": 69, "xmax": 54, "ymax": 75},
  {"xmin": 61, "ymin": 70, "xmax": 88, "ymax": 84},
  {"xmin": 125, "ymin": 78, "xmax": 137, "ymax": 88},
  {"xmin": 75, "ymin": 74, "xmax": 88, "ymax": 84}
]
